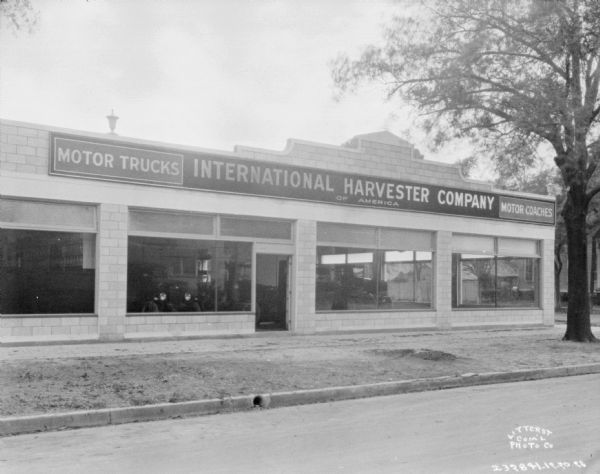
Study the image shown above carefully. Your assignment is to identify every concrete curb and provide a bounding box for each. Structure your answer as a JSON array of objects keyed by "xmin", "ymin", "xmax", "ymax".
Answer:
[{"xmin": 2, "ymin": 363, "xmax": 600, "ymax": 437}]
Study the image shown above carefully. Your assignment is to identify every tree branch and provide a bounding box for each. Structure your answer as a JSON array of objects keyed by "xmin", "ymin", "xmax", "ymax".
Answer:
[
  {"xmin": 586, "ymin": 184, "xmax": 600, "ymax": 205},
  {"xmin": 477, "ymin": 15, "xmax": 569, "ymax": 79}
]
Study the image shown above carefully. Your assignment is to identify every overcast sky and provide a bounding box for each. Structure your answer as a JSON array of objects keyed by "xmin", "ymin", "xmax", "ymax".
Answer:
[{"xmin": 0, "ymin": 0, "xmax": 470, "ymax": 164}]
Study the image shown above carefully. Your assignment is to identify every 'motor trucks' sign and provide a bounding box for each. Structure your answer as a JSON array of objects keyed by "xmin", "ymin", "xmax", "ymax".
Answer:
[{"xmin": 50, "ymin": 133, "xmax": 555, "ymax": 225}]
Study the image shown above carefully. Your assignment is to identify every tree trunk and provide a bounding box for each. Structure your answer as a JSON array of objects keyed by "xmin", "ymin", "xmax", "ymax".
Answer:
[
  {"xmin": 554, "ymin": 248, "xmax": 563, "ymax": 310},
  {"xmin": 563, "ymin": 188, "xmax": 598, "ymax": 342}
]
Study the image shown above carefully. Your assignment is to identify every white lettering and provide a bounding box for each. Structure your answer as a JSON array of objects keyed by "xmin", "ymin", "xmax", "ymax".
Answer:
[
  {"xmin": 250, "ymin": 166, "xmax": 261, "ymax": 184},
  {"xmin": 396, "ymin": 184, "xmax": 404, "ymax": 200},
  {"xmin": 262, "ymin": 168, "xmax": 274, "ymax": 185},
  {"xmin": 325, "ymin": 175, "xmax": 334, "ymax": 192},
  {"xmin": 71, "ymin": 149, "xmax": 82, "ymax": 164},
  {"xmin": 344, "ymin": 178, "xmax": 353, "ymax": 195},
  {"xmin": 57, "ymin": 148, "xmax": 70, "ymax": 162},
  {"xmin": 237, "ymin": 164, "xmax": 248, "ymax": 182},
  {"xmin": 201, "ymin": 159, "xmax": 211, "ymax": 178},
  {"xmin": 225, "ymin": 162, "xmax": 236, "ymax": 181},
  {"xmin": 314, "ymin": 174, "xmax": 325, "ymax": 191},
  {"xmin": 302, "ymin": 172, "xmax": 313, "ymax": 190},
  {"xmin": 289, "ymin": 171, "xmax": 300, "ymax": 187}
]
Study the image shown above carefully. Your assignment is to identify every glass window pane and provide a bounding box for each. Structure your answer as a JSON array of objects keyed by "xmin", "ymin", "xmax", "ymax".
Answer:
[
  {"xmin": 452, "ymin": 252, "xmax": 540, "ymax": 309},
  {"xmin": 380, "ymin": 228, "xmax": 433, "ymax": 251},
  {"xmin": 381, "ymin": 259, "xmax": 414, "ymax": 308},
  {"xmin": 347, "ymin": 252, "xmax": 373, "ymax": 264},
  {"xmin": 127, "ymin": 236, "xmax": 251, "ymax": 313},
  {"xmin": 129, "ymin": 210, "xmax": 214, "ymax": 235},
  {"xmin": 497, "ymin": 238, "xmax": 539, "ymax": 257},
  {"xmin": 415, "ymin": 251, "xmax": 432, "ymax": 261},
  {"xmin": 317, "ymin": 223, "xmax": 377, "ymax": 247},
  {"xmin": 380, "ymin": 251, "xmax": 432, "ymax": 309},
  {"xmin": 454, "ymin": 254, "xmax": 496, "ymax": 307},
  {"xmin": 496, "ymin": 257, "xmax": 539, "ymax": 307},
  {"xmin": 385, "ymin": 251, "xmax": 413, "ymax": 262},
  {"xmin": 220, "ymin": 217, "xmax": 291, "ymax": 240},
  {"xmin": 415, "ymin": 261, "xmax": 433, "ymax": 304},
  {"xmin": 0, "ymin": 199, "xmax": 96, "ymax": 230},
  {"xmin": 0, "ymin": 229, "xmax": 96, "ymax": 314},
  {"xmin": 452, "ymin": 234, "xmax": 495, "ymax": 254},
  {"xmin": 320, "ymin": 253, "xmax": 346, "ymax": 265},
  {"xmin": 315, "ymin": 247, "xmax": 377, "ymax": 310},
  {"xmin": 214, "ymin": 241, "xmax": 252, "ymax": 311}
]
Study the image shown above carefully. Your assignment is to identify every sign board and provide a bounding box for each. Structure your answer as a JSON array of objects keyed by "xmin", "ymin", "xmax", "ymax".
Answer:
[{"xmin": 50, "ymin": 133, "xmax": 555, "ymax": 225}]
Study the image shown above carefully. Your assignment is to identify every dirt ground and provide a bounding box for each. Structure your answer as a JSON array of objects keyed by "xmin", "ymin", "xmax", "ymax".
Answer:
[{"xmin": 1, "ymin": 325, "xmax": 600, "ymax": 417}]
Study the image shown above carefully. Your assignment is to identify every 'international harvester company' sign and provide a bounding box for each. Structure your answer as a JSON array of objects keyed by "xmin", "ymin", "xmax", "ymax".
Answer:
[{"xmin": 49, "ymin": 134, "xmax": 555, "ymax": 225}]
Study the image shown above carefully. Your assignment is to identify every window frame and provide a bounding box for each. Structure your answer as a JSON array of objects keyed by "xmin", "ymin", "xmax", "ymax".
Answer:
[
  {"xmin": 0, "ymin": 199, "xmax": 98, "ymax": 318},
  {"xmin": 126, "ymin": 235, "xmax": 253, "ymax": 314},
  {"xmin": 316, "ymin": 223, "xmax": 434, "ymax": 312},
  {"xmin": 452, "ymin": 235, "xmax": 541, "ymax": 310}
]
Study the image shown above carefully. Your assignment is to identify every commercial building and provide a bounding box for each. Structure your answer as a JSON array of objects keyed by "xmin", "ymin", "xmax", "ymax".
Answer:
[{"xmin": 0, "ymin": 118, "xmax": 555, "ymax": 343}]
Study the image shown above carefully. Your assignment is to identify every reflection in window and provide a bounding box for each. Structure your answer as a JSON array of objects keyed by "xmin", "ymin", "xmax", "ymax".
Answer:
[
  {"xmin": 316, "ymin": 247, "xmax": 432, "ymax": 311},
  {"xmin": 381, "ymin": 251, "xmax": 433, "ymax": 308},
  {"xmin": 0, "ymin": 229, "xmax": 96, "ymax": 314},
  {"xmin": 127, "ymin": 237, "xmax": 251, "ymax": 313},
  {"xmin": 496, "ymin": 258, "xmax": 539, "ymax": 307},
  {"xmin": 452, "ymin": 254, "xmax": 539, "ymax": 307},
  {"xmin": 453, "ymin": 254, "xmax": 496, "ymax": 306}
]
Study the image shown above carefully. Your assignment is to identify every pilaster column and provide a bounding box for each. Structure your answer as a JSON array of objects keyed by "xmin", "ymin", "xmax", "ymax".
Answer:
[
  {"xmin": 96, "ymin": 203, "xmax": 128, "ymax": 340},
  {"xmin": 435, "ymin": 231, "xmax": 453, "ymax": 329}
]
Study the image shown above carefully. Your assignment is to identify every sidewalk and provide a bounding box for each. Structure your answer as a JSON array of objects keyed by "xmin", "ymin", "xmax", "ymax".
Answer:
[
  {"xmin": 554, "ymin": 311, "xmax": 600, "ymax": 326},
  {"xmin": 1, "ymin": 323, "xmax": 600, "ymax": 436}
]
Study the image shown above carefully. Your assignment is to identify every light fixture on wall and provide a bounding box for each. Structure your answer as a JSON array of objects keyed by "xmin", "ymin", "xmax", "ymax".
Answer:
[{"xmin": 106, "ymin": 109, "xmax": 119, "ymax": 135}]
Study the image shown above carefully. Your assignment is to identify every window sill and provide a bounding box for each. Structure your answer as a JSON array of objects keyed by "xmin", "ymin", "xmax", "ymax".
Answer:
[
  {"xmin": 126, "ymin": 311, "xmax": 253, "ymax": 317},
  {"xmin": 452, "ymin": 307, "xmax": 542, "ymax": 311},
  {"xmin": 0, "ymin": 313, "xmax": 97, "ymax": 318},
  {"xmin": 316, "ymin": 308, "xmax": 433, "ymax": 314}
]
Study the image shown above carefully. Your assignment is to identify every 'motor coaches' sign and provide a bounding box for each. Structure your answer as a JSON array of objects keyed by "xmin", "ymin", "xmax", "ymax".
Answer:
[{"xmin": 49, "ymin": 133, "xmax": 555, "ymax": 225}]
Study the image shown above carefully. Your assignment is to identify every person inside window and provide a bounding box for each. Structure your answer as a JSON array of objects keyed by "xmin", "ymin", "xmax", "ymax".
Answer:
[
  {"xmin": 142, "ymin": 295, "xmax": 159, "ymax": 312},
  {"xmin": 156, "ymin": 291, "xmax": 174, "ymax": 312},
  {"xmin": 178, "ymin": 292, "xmax": 201, "ymax": 312}
]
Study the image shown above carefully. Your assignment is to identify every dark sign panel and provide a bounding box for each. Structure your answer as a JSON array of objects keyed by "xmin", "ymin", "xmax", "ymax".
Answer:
[
  {"xmin": 499, "ymin": 195, "xmax": 555, "ymax": 224},
  {"xmin": 50, "ymin": 133, "xmax": 555, "ymax": 225},
  {"xmin": 51, "ymin": 137, "xmax": 184, "ymax": 185}
]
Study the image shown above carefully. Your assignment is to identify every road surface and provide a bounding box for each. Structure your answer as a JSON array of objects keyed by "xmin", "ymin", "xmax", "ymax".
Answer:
[{"xmin": 1, "ymin": 374, "xmax": 599, "ymax": 473}]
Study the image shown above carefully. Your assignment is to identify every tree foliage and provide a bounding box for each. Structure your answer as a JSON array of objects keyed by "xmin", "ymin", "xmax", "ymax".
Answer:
[
  {"xmin": 332, "ymin": 0, "xmax": 600, "ymax": 341},
  {"xmin": 0, "ymin": 0, "xmax": 39, "ymax": 34}
]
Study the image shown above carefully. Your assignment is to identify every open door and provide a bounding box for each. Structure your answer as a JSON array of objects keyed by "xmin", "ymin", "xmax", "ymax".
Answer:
[{"xmin": 256, "ymin": 254, "xmax": 289, "ymax": 331}]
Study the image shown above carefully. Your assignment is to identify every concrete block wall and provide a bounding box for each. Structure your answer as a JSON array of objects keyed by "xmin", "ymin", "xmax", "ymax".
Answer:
[
  {"xmin": 293, "ymin": 220, "xmax": 317, "ymax": 332},
  {"xmin": 235, "ymin": 133, "xmax": 489, "ymax": 192},
  {"xmin": 0, "ymin": 316, "xmax": 98, "ymax": 343},
  {"xmin": 96, "ymin": 204, "xmax": 128, "ymax": 340},
  {"xmin": 312, "ymin": 311, "xmax": 437, "ymax": 332},
  {"xmin": 435, "ymin": 231, "xmax": 453, "ymax": 328},
  {"xmin": 125, "ymin": 313, "xmax": 254, "ymax": 339},
  {"xmin": 0, "ymin": 122, "xmax": 50, "ymax": 175},
  {"xmin": 450, "ymin": 309, "xmax": 544, "ymax": 327}
]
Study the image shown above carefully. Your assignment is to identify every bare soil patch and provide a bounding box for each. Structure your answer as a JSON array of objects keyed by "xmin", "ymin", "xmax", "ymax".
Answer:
[{"xmin": 1, "ymin": 326, "xmax": 599, "ymax": 417}]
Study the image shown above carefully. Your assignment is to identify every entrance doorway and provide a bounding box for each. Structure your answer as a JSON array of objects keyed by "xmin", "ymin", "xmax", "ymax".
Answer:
[{"xmin": 255, "ymin": 254, "xmax": 290, "ymax": 331}]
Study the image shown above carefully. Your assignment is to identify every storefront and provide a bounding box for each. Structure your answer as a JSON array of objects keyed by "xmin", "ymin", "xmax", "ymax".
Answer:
[{"xmin": 0, "ymin": 119, "xmax": 555, "ymax": 343}]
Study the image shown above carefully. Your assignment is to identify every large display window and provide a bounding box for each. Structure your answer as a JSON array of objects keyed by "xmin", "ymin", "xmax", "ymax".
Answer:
[
  {"xmin": 127, "ymin": 236, "xmax": 252, "ymax": 313},
  {"xmin": 0, "ymin": 229, "xmax": 96, "ymax": 314},
  {"xmin": 0, "ymin": 199, "xmax": 97, "ymax": 315},
  {"xmin": 315, "ymin": 223, "xmax": 433, "ymax": 311},
  {"xmin": 452, "ymin": 235, "xmax": 540, "ymax": 308}
]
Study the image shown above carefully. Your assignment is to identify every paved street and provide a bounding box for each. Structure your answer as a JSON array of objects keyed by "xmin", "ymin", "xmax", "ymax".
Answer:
[{"xmin": 1, "ymin": 375, "xmax": 599, "ymax": 474}]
